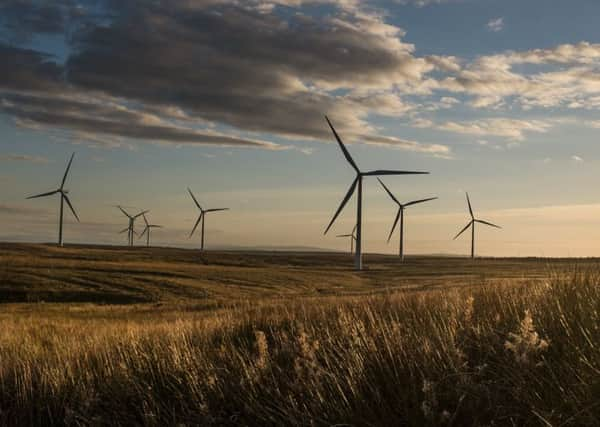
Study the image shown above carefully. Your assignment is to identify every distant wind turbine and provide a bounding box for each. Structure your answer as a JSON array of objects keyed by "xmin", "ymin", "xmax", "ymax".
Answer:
[
  {"xmin": 117, "ymin": 206, "xmax": 148, "ymax": 247},
  {"xmin": 27, "ymin": 152, "xmax": 79, "ymax": 246},
  {"xmin": 336, "ymin": 224, "xmax": 357, "ymax": 255},
  {"xmin": 188, "ymin": 188, "xmax": 229, "ymax": 251},
  {"xmin": 378, "ymin": 178, "xmax": 437, "ymax": 261},
  {"xmin": 454, "ymin": 192, "xmax": 501, "ymax": 259},
  {"xmin": 323, "ymin": 116, "xmax": 429, "ymax": 270},
  {"xmin": 139, "ymin": 213, "xmax": 162, "ymax": 247}
]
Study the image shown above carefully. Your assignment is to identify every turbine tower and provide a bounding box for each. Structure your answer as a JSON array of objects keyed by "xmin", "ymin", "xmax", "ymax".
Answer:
[
  {"xmin": 378, "ymin": 178, "xmax": 437, "ymax": 261},
  {"xmin": 117, "ymin": 206, "xmax": 148, "ymax": 247},
  {"xmin": 336, "ymin": 225, "xmax": 357, "ymax": 255},
  {"xmin": 27, "ymin": 152, "xmax": 79, "ymax": 246},
  {"xmin": 139, "ymin": 213, "xmax": 162, "ymax": 247},
  {"xmin": 188, "ymin": 188, "xmax": 229, "ymax": 251},
  {"xmin": 323, "ymin": 116, "xmax": 428, "ymax": 270},
  {"xmin": 454, "ymin": 192, "xmax": 501, "ymax": 259}
]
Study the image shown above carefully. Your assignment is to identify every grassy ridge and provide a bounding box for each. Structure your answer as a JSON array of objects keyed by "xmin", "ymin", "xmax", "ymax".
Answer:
[{"xmin": 0, "ymin": 268, "xmax": 598, "ymax": 425}]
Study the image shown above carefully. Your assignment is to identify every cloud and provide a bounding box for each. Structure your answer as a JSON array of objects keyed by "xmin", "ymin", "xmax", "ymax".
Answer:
[
  {"xmin": 571, "ymin": 155, "xmax": 584, "ymax": 163},
  {"xmin": 5, "ymin": 1, "xmax": 600, "ymax": 159},
  {"xmin": 0, "ymin": 45, "xmax": 63, "ymax": 92},
  {"xmin": 426, "ymin": 55, "xmax": 462, "ymax": 73},
  {"xmin": 394, "ymin": 0, "xmax": 456, "ymax": 7},
  {"xmin": 360, "ymin": 134, "xmax": 451, "ymax": 157},
  {"xmin": 0, "ymin": 154, "xmax": 49, "ymax": 163},
  {"xmin": 486, "ymin": 17, "xmax": 504, "ymax": 32},
  {"xmin": 0, "ymin": 1, "xmax": 449, "ymax": 156},
  {"xmin": 438, "ymin": 42, "xmax": 600, "ymax": 110},
  {"xmin": 0, "ymin": 0, "xmax": 84, "ymax": 42},
  {"xmin": 1, "ymin": 91, "xmax": 282, "ymax": 149},
  {"xmin": 64, "ymin": 2, "xmax": 430, "ymax": 138},
  {"xmin": 0, "ymin": 204, "xmax": 49, "ymax": 216},
  {"xmin": 582, "ymin": 120, "xmax": 600, "ymax": 129},
  {"xmin": 414, "ymin": 117, "xmax": 552, "ymax": 141}
]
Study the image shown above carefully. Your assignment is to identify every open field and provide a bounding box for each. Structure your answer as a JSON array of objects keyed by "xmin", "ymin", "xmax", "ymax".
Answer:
[
  {"xmin": 0, "ymin": 244, "xmax": 599, "ymax": 426},
  {"xmin": 0, "ymin": 243, "xmax": 586, "ymax": 305}
]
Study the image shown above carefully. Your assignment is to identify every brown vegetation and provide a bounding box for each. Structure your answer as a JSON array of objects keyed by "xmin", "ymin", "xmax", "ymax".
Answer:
[{"xmin": 0, "ymin": 244, "xmax": 598, "ymax": 425}]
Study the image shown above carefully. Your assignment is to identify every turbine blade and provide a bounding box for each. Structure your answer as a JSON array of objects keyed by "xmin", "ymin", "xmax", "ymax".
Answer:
[
  {"xmin": 403, "ymin": 197, "xmax": 438, "ymax": 207},
  {"xmin": 466, "ymin": 192, "xmax": 473, "ymax": 219},
  {"xmin": 60, "ymin": 152, "xmax": 75, "ymax": 189},
  {"xmin": 142, "ymin": 213, "xmax": 149, "ymax": 226},
  {"xmin": 362, "ymin": 170, "xmax": 429, "ymax": 176},
  {"xmin": 139, "ymin": 227, "xmax": 148, "ymax": 239},
  {"xmin": 387, "ymin": 209, "xmax": 402, "ymax": 243},
  {"xmin": 336, "ymin": 234, "xmax": 353, "ymax": 237},
  {"xmin": 27, "ymin": 189, "xmax": 59, "ymax": 199},
  {"xmin": 63, "ymin": 194, "xmax": 80, "ymax": 222},
  {"xmin": 324, "ymin": 177, "xmax": 358, "ymax": 235},
  {"xmin": 453, "ymin": 221, "xmax": 473, "ymax": 240},
  {"xmin": 205, "ymin": 208, "xmax": 229, "ymax": 213},
  {"xmin": 117, "ymin": 206, "xmax": 132, "ymax": 218},
  {"xmin": 325, "ymin": 116, "xmax": 360, "ymax": 173},
  {"xmin": 119, "ymin": 227, "xmax": 129, "ymax": 234},
  {"xmin": 190, "ymin": 213, "xmax": 203, "ymax": 237},
  {"xmin": 377, "ymin": 178, "xmax": 400, "ymax": 205},
  {"xmin": 475, "ymin": 219, "xmax": 502, "ymax": 229},
  {"xmin": 150, "ymin": 225, "xmax": 163, "ymax": 228},
  {"xmin": 133, "ymin": 210, "xmax": 149, "ymax": 219},
  {"xmin": 187, "ymin": 187, "xmax": 202, "ymax": 210}
]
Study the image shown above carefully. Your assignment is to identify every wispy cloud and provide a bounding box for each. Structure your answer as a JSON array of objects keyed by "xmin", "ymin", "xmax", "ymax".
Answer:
[
  {"xmin": 1, "ymin": 92, "xmax": 282, "ymax": 150},
  {"xmin": 0, "ymin": 154, "xmax": 49, "ymax": 163},
  {"xmin": 414, "ymin": 117, "xmax": 552, "ymax": 141},
  {"xmin": 438, "ymin": 42, "xmax": 600, "ymax": 110},
  {"xmin": 361, "ymin": 134, "xmax": 452, "ymax": 157},
  {"xmin": 487, "ymin": 17, "xmax": 504, "ymax": 32},
  {"xmin": 0, "ymin": 204, "xmax": 50, "ymax": 216},
  {"xmin": 395, "ymin": 0, "xmax": 456, "ymax": 7}
]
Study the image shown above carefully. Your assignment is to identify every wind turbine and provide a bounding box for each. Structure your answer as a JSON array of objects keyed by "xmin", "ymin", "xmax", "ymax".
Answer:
[
  {"xmin": 139, "ymin": 213, "xmax": 162, "ymax": 247},
  {"xmin": 336, "ymin": 225, "xmax": 357, "ymax": 255},
  {"xmin": 188, "ymin": 188, "xmax": 229, "ymax": 251},
  {"xmin": 323, "ymin": 116, "xmax": 429, "ymax": 270},
  {"xmin": 378, "ymin": 178, "xmax": 437, "ymax": 261},
  {"xmin": 27, "ymin": 152, "xmax": 79, "ymax": 246},
  {"xmin": 454, "ymin": 192, "xmax": 501, "ymax": 259},
  {"xmin": 117, "ymin": 206, "xmax": 148, "ymax": 247}
]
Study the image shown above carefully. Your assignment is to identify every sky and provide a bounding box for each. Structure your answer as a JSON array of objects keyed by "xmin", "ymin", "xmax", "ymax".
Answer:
[{"xmin": 2, "ymin": 0, "xmax": 600, "ymax": 256}]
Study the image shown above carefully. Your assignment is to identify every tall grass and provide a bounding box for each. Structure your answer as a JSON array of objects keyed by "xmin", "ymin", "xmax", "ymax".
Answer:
[{"xmin": 0, "ymin": 270, "xmax": 599, "ymax": 426}]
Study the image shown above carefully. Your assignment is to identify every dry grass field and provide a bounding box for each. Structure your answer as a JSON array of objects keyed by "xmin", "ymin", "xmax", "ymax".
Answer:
[{"xmin": 0, "ymin": 243, "xmax": 599, "ymax": 426}]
